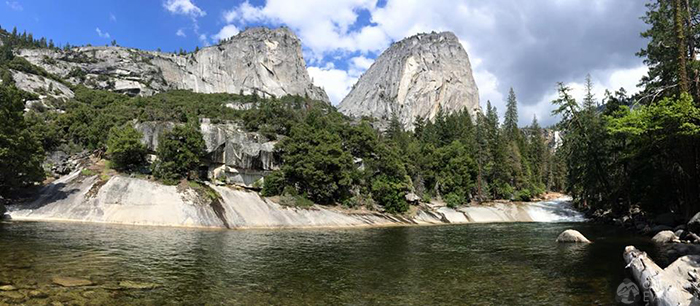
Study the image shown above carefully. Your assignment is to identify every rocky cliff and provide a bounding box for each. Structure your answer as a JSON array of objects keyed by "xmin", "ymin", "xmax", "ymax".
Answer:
[
  {"xmin": 338, "ymin": 31, "xmax": 480, "ymax": 129},
  {"xmin": 134, "ymin": 119, "xmax": 280, "ymax": 187},
  {"xmin": 14, "ymin": 27, "xmax": 328, "ymax": 102}
]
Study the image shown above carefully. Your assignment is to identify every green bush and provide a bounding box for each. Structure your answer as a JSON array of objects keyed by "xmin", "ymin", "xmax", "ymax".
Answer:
[
  {"xmin": 371, "ymin": 175, "xmax": 408, "ymax": 213},
  {"xmin": 444, "ymin": 193, "xmax": 464, "ymax": 208},
  {"xmin": 513, "ymin": 188, "xmax": 533, "ymax": 201},
  {"xmin": 261, "ymin": 170, "xmax": 285, "ymax": 197},
  {"xmin": 152, "ymin": 124, "xmax": 206, "ymax": 183},
  {"xmin": 106, "ymin": 124, "xmax": 147, "ymax": 171}
]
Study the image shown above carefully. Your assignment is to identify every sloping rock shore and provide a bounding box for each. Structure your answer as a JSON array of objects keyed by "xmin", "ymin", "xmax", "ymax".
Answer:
[{"xmin": 7, "ymin": 171, "xmax": 581, "ymax": 229}]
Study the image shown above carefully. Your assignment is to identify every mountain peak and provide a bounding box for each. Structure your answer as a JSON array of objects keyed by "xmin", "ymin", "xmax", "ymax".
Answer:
[{"xmin": 339, "ymin": 30, "xmax": 480, "ymax": 129}]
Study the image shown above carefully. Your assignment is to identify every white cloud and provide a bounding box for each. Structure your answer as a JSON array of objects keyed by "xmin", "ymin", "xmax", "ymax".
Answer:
[
  {"xmin": 176, "ymin": 29, "xmax": 186, "ymax": 37},
  {"xmin": 212, "ymin": 25, "xmax": 240, "ymax": 42},
  {"xmin": 223, "ymin": 9, "xmax": 237, "ymax": 23},
  {"xmin": 224, "ymin": 0, "xmax": 385, "ymax": 60},
  {"xmin": 5, "ymin": 1, "xmax": 22, "ymax": 11},
  {"xmin": 163, "ymin": 0, "xmax": 205, "ymax": 17},
  {"xmin": 308, "ymin": 66, "xmax": 358, "ymax": 104},
  {"xmin": 95, "ymin": 28, "xmax": 111, "ymax": 39},
  {"xmin": 198, "ymin": 34, "xmax": 209, "ymax": 46},
  {"xmin": 350, "ymin": 56, "xmax": 373, "ymax": 72},
  {"xmin": 110, "ymin": 13, "xmax": 117, "ymax": 22}
]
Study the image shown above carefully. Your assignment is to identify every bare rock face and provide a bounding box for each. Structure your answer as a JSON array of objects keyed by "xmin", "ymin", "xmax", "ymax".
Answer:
[
  {"xmin": 134, "ymin": 119, "xmax": 280, "ymax": 187},
  {"xmin": 15, "ymin": 27, "xmax": 329, "ymax": 102},
  {"xmin": 10, "ymin": 70, "xmax": 74, "ymax": 110},
  {"xmin": 338, "ymin": 31, "xmax": 480, "ymax": 129}
]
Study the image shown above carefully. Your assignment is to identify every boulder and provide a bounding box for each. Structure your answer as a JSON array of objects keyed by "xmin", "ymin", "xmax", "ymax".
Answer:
[
  {"xmin": 555, "ymin": 229, "xmax": 591, "ymax": 243},
  {"xmin": 688, "ymin": 211, "xmax": 700, "ymax": 234},
  {"xmin": 405, "ymin": 192, "xmax": 420, "ymax": 203},
  {"xmin": 651, "ymin": 230, "xmax": 680, "ymax": 244},
  {"xmin": 52, "ymin": 276, "xmax": 93, "ymax": 287},
  {"xmin": 675, "ymin": 229, "xmax": 687, "ymax": 240}
]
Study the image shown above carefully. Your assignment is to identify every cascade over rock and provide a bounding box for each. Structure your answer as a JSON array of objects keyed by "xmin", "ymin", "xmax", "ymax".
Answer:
[
  {"xmin": 14, "ymin": 27, "xmax": 328, "ymax": 102},
  {"xmin": 338, "ymin": 31, "xmax": 480, "ymax": 129}
]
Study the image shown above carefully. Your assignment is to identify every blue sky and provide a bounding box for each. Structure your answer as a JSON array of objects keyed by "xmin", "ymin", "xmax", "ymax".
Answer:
[{"xmin": 1, "ymin": 0, "xmax": 650, "ymax": 126}]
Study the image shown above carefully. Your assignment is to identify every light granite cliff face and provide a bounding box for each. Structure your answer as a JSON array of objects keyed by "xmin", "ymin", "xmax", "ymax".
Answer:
[
  {"xmin": 339, "ymin": 31, "xmax": 480, "ymax": 129},
  {"xmin": 134, "ymin": 119, "xmax": 280, "ymax": 187},
  {"xmin": 14, "ymin": 27, "xmax": 328, "ymax": 102}
]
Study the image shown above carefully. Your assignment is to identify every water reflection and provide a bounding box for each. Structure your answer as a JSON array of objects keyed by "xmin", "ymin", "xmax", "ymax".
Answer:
[{"xmin": 0, "ymin": 221, "xmax": 655, "ymax": 305}]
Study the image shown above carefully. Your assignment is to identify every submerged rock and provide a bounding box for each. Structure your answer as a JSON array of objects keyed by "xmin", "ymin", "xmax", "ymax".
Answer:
[
  {"xmin": 0, "ymin": 291, "xmax": 24, "ymax": 300},
  {"xmin": 0, "ymin": 285, "xmax": 16, "ymax": 291},
  {"xmin": 28, "ymin": 290, "xmax": 48, "ymax": 298},
  {"xmin": 52, "ymin": 276, "xmax": 93, "ymax": 287},
  {"xmin": 118, "ymin": 281, "xmax": 160, "ymax": 290},
  {"xmin": 555, "ymin": 229, "xmax": 591, "ymax": 243},
  {"xmin": 652, "ymin": 230, "xmax": 680, "ymax": 244}
]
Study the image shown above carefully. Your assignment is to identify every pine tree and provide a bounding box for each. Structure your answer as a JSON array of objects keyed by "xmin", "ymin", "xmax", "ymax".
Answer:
[
  {"xmin": 0, "ymin": 85, "xmax": 45, "ymax": 195},
  {"xmin": 504, "ymin": 88, "xmax": 519, "ymax": 142}
]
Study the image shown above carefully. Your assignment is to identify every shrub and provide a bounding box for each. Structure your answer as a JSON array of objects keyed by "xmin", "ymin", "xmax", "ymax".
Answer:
[
  {"xmin": 514, "ymin": 188, "xmax": 533, "ymax": 202},
  {"xmin": 152, "ymin": 124, "xmax": 206, "ymax": 183},
  {"xmin": 106, "ymin": 124, "xmax": 147, "ymax": 171},
  {"xmin": 444, "ymin": 193, "xmax": 464, "ymax": 209},
  {"xmin": 261, "ymin": 170, "xmax": 285, "ymax": 196},
  {"xmin": 371, "ymin": 175, "xmax": 408, "ymax": 213}
]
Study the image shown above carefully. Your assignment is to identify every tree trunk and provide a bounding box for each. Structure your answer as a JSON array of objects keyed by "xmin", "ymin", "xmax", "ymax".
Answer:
[
  {"xmin": 675, "ymin": 0, "xmax": 690, "ymax": 93},
  {"xmin": 623, "ymin": 246, "xmax": 696, "ymax": 305}
]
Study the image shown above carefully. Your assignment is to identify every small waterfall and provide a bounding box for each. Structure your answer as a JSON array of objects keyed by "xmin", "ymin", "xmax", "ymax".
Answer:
[{"xmin": 525, "ymin": 196, "xmax": 586, "ymax": 222}]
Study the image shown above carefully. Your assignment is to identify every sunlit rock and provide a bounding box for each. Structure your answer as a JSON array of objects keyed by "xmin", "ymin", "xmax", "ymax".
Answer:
[{"xmin": 556, "ymin": 229, "xmax": 591, "ymax": 243}]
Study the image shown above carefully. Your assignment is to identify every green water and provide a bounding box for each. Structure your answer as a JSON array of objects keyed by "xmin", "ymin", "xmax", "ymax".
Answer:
[{"xmin": 0, "ymin": 221, "xmax": 659, "ymax": 305}]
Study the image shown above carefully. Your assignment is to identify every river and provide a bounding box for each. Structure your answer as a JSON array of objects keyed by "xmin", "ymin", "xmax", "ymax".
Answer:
[{"xmin": 0, "ymin": 211, "xmax": 663, "ymax": 305}]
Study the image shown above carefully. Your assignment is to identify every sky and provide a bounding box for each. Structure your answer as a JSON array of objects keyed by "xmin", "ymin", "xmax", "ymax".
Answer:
[{"xmin": 0, "ymin": 0, "xmax": 650, "ymax": 126}]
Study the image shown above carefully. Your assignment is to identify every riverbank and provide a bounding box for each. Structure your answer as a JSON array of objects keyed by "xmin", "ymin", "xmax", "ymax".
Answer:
[{"xmin": 4, "ymin": 170, "xmax": 582, "ymax": 230}]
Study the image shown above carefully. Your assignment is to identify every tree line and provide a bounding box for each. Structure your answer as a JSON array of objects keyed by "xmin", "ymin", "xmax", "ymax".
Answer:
[{"xmin": 553, "ymin": 0, "xmax": 700, "ymax": 219}]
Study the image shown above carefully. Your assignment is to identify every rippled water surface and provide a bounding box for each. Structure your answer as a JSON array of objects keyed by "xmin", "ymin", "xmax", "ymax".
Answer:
[{"xmin": 0, "ymin": 221, "xmax": 658, "ymax": 305}]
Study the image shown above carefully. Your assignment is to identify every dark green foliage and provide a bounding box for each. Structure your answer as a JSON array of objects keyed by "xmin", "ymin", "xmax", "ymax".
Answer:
[
  {"xmin": 106, "ymin": 124, "xmax": 147, "ymax": 171},
  {"xmin": 277, "ymin": 112, "xmax": 355, "ymax": 204},
  {"xmin": 152, "ymin": 124, "xmax": 206, "ymax": 184},
  {"xmin": 261, "ymin": 170, "xmax": 285, "ymax": 197},
  {"xmin": 0, "ymin": 85, "xmax": 45, "ymax": 195},
  {"xmin": 371, "ymin": 175, "xmax": 409, "ymax": 213},
  {"xmin": 444, "ymin": 193, "xmax": 463, "ymax": 209}
]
